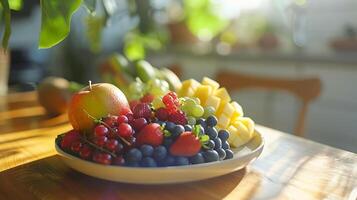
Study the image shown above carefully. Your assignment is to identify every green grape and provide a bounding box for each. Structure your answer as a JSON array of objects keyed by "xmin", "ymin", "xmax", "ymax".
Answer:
[
  {"xmin": 147, "ymin": 79, "xmax": 169, "ymax": 96},
  {"xmin": 192, "ymin": 105, "xmax": 204, "ymax": 118},
  {"xmin": 203, "ymin": 106, "xmax": 216, "ymax": 118},
  {"xmin": 184, "ymin": 98, "xmax": 197, "ymax": 107},
  {"xmin": 180, "ymin": 104, "xmax": 190, "ymax": 115},
  {"xmin": 187, "ymin": 116, "xmax": 196, "ymax": 125},
  {"xmin": 152, "ymin": 96, "xmax": 165, "ymax": 109},
  {"xmin": 192, "ymin": 97, "xmax": 201, "ymax": 105}
]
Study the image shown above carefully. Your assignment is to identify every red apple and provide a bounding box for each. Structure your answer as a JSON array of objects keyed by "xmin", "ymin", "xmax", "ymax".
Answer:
[{"xmin": 68, "ymin": 82, "xmax": 130, "ymax": 132}]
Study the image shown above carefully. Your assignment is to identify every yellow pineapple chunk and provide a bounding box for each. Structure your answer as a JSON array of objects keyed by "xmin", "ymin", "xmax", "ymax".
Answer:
[
  {"xmin": 239, "ymin": 117, "xmax": 255, "ymax": 135},
  {"xmin": 216, "ymin": 100, "xmax": 228, "ymax": 116},
  {"xmin": 231, "ymin": 119, "xmax": 253, "ymax": 146},
  {"xmin": 202, "ymin": 77, "xmax": 220, "ymax": 92},
  {"xmin": 231, "ymin": 101, "xmax": 244, "ymax": 118},
  {"xmin": 227, "ymin": 125, "xmax": 240, "ymax": 147},
  {"xmin": 178, "ymin": 79, "xmax": 200, "ymax": 97},
  {"xmin": 221, "ymin": 102, "xmax": 235, "ymax": 118},
  {"xmin": 194, "ymin": 85, "xmax": 212, "ymax": 105},
  {"xmin": 217, "ymin": 114, "xmax": 231, "ymax": 129},
  {"xmin": 214, "ymin": 88, "xmax": 231, "ymax": 102},
  {"xmin": 204, "ymin": 96, "xmax": 221, "ymax": 110}
]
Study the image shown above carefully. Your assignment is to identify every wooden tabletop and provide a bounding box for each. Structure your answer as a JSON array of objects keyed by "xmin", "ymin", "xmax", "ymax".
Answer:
[{"xmin": 0, "ymin": 91, "xmax": 356, "ymax": 200}]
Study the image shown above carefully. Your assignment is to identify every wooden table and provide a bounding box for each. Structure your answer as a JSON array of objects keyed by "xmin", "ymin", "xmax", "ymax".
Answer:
[{"xmin": 0, "ymin": 91, "xmax": 356, "ymax": 200}]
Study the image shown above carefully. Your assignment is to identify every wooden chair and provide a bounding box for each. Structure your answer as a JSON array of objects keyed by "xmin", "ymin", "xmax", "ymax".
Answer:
[{"xmin": 216, "ymin": 70, "xmax": 322, "ymax": 137}]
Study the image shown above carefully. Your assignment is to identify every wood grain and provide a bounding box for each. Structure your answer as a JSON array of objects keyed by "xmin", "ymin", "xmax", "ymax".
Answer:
[{"xmin": 0, "ymin": 91, "xmax": 356, "ymax": 200}]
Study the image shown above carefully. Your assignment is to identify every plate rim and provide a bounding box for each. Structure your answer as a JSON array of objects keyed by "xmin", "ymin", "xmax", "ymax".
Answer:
[{"xmin": 55, "ymin": 129, "xmax": 264, "ymax": 171}]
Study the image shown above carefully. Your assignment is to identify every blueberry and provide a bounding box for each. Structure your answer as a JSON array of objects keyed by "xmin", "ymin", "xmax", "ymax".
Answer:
[
  {"xmin": 206, "ymin": 127, "xmax": 218, "ymax": 139},
  {"xmin": 140, "ymin": 157, "xmax": 157, "ymax": 167},
  {"xmin": 222, "ymin": 141, "xmax": 230, "ymax": 150},
  {"xmin": 126, "ymin": 162, "xmax": 140, "ymax": 167},
  {"xmin": 156, "ymin": 120, "xmax": 164, "ymax": 126},
  {"xmin": 184, "ymin": 124, "xmax": 192, "ymax": 131},
  {"xmin": 216, "ymin": 148, "xmax": 226, "ymax": 160},
  {"xmin": 153, "ymin": 145, "xmax": 167, "ymax": 161},
  {"xmin": 125, "ymin": 148, "xmax": 142, "ymax": 163},
  {"xmin": 206, "ymin": 115, "xmax": 218, "ymax": 127},
  {"xmin": 213, "ymin": 137, "xmax": 222, "ymax": 150},
  {"xmin": 175, "ymin": 157, "xmax": 189, "ymax": 166},
  {"xmin": 203, "ymin": 140, "xmax": 215, "ymax": 150},
  {"xmin": 196, "ymin": 118, "xmax": 207, "ymax": 128},
  {"xmin": 163, "ymin": 138, "xmax": 173, "ymax": 148},
  {"xmin": 189, "ymin": 153, "xmax": 204, "ymax": 164},
  {"xmin": 165, "ymin": 122, "xmax": 175, "ymax": 132},
  {"xmin": 218, "ymin": 129, "xmax": 229, "ymax": 141},
  {"xmin": 140, "ymin": 144, "xmax": 154, "ymax": 157},
  {"xmin": 162, "ymin": 155, "xmax": 175, "ymax": 166},
  {"xmin": 172, "ymin": 125, "xmax": 185, "ymax": 137},
  {"xmin": 203, "ymin": 150, "xmax": 219, "ymax": 162},
  {"xmin": 224, "ymin": 149, "xmax": 234, "ymax": 160}
]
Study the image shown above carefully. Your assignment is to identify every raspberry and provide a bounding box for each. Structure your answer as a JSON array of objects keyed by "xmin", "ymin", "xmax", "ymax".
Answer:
[
  {"xmin": 168, "ymin": 110, "xmax": 187, "ymax": 125},
  {"xmin": 155, "ymin": 108, "xmax": 169, "ymax": 121},
  {"xmin": 133, "ymin": 103, "xmax": 152, "ymax": 119},
  {"xmin": 129, "ymin": 100, "xmax": 140, "ymax": 111},
  {"xmin": 162, "ymin": 94, "xmax": 174, "ymax": 107}
]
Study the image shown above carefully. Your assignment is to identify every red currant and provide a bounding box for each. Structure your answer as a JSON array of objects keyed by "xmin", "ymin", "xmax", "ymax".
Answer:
[
  {"xmin": 70, "ymin": 141, "xmax": 82, "ymax": 152},
  {"xmin": 103, "ymin": 115, "xmax": 118, "ymax": 127},
  {"xmin": 117, "ymin": 123, "xmax": 133, "ymax": 138},
  {"xmin": 79, "ymin": 145, "xmax": 92, "ymax": 159},
  {"xmin": 117, "ymin": 115, "xmax": 128, "ymax": 124},
  {"xmin": 112, "ymin": 156, "xmax": 125, "ymax": 166},
  {"xmin": 60, "ymin": 130, "xmax": 80, "ymax": 150},
  {"xmin": 93, "ymin": 136, "xmax": 108, "ymax": 147},
  {"xmin": 105, "ymin": 139, "xmax": 119, "ymax": 152},
  {"xmin": 93, "ymin": 152, "xmax": 112, "ymax": 165},
  {"xmin": 131, "ymin": 118, "xmax": 147, "ymax": 131},
  {"xmin": 94, "ymin": 125, "xmax": 108, "ymax": 137}
]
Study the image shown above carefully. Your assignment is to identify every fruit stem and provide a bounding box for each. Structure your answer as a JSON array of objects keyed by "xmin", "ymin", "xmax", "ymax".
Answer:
[
  {"xmin": 81, "ymin": 136, "xmax": 117, "ymax": 158},
  {"xmin": 83, "ymin": 109, "xmax": 131, "ymax": 146},
  {"xmin": 88, "ymin": 80, "xmax": 92, "ymax": 90}
]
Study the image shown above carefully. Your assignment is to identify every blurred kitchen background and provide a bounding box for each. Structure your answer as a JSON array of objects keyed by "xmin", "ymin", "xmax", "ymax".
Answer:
[{"xmin": 1, "ymin": 0, "xmax": 356, "ymax": 152}]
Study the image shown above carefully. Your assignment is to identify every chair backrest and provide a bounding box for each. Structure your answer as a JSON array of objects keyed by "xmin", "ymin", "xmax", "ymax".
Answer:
[{"xmin": 216, "ymin": 70, "xmax": 322, "ymax": 137}]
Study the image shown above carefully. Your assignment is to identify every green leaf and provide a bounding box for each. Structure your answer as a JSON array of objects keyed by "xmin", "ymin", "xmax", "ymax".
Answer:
[
  {"xmin": 39, "ymin": 0, "xmax": 82, "ymax": 49},
  {"xmin": 85, "ymin": 14, "xmax": 104, "ymax": 53},
  {"xmin": 200, "ymin": 135, "xmax": 209, "ymax": 144},
  {"xmin": 0, "ymin": 0, "xmax": 11, "ymax": 50},
  {"xmin": 124, "ymin": 34, "xmax": 145, "ymax": 61},
  {"xmin": 9, "ymin": 0, "xmax": 22, "ymax": 11},
  {"xmin": 83, "ymin": 0, "xmax": 96, "ymax": 13}
]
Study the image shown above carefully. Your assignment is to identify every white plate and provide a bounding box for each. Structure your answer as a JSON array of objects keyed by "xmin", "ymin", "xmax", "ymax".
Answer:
[{"xmin": 55, "ymin": 129, "xmax": 264, "ymax": 184}]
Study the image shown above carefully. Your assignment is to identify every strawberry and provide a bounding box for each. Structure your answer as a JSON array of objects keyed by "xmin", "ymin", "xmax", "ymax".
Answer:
[
  {"xmin": 140, "ymin": 93, "xmax": 155, "ymax": 103},
  {"xmin": 136, "ymin": 123, "xmax": 164, "ymax": 147},
  {"xmin": 133, "ymin": 103, "xmax": 152, "ymax": 119},
  {"xmin": 170, "ymin": 131, "xmax": 201, "ymax": 156},
  {"xmin": 168, "ymin": 110, "xmax": 187, "ymax": 125}
]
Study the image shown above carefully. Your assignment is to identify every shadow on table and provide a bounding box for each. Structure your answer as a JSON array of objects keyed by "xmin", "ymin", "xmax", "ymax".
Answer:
[{"xmin": 0, "ymin": 155, "xmax": 249, "ymax": 200}]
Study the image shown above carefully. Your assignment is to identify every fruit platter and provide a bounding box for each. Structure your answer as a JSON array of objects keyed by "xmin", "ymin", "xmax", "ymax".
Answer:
[{"xmin": 55, "ymin": 59, "xmax": 264, "ymax": 184}]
